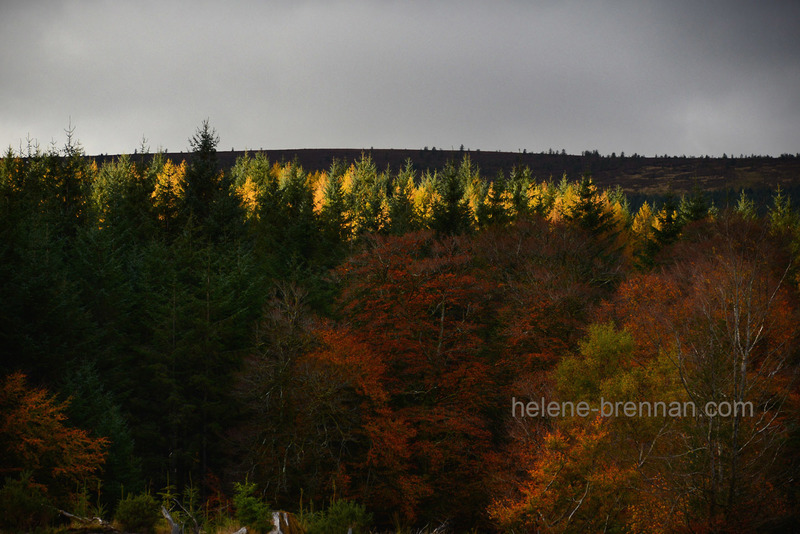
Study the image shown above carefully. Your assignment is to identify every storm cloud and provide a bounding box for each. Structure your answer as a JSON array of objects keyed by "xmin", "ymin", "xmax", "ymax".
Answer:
[{"xmin": 2, "ymin": 0, "xmax": 798, "ymax": 156}]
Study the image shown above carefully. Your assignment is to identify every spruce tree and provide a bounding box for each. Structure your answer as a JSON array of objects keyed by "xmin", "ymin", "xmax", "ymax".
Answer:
[
  {"xmin": 678, "ymin": 185, "xmax": 708, "ymax": 225},
  {"xmin": 319, "ymin": 159, "xmax": 351, "ymax": 245},
  {"xmin": 507, "ymin": 165, "xmax": 533, "ymax": 219},
  {"xmin": 567, "ymin": 176, "xmax": 614, "ymax": 238},
  {"xmin": 431, "ymin": 160, "xmax": 473, "ymax": 235},
  {"xmin": 482, "ymin": 170, "xmax": 511, "ymax": 227},
  {"xmin": 181, "ymin": 121, "xmax": 245, "ymax": 241},
  {"xmin": 388, "ymin": 159, "xmax": 420, "ymax": 235},
  {"xmin": 182, "ymin": 120, "xmax": 220, "ymax": 226}
]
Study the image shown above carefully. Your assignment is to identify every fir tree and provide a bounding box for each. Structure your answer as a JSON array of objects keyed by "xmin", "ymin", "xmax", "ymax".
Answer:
[
  {"xmin": 388, "ymin": 159, "xmax": 419, "ymax": 235},
  {"xmin": 431, "ymin": 160, "xmax": 473, "ymax": 235}
]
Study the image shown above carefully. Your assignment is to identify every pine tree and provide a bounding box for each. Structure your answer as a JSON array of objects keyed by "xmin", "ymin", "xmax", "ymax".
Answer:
[
  {"xmin": 481, "ymin": 170, "xmax": 511, "ymax": 227},
  {"xmin": 61, "ymin": 360, "xmax": 143, "ymax": 505},
  {"xmin": 768, "ymin": 185, "xmax": 797, "ymax": 232},
  {"xmin": 678, "ymin": 185, "xmax": 708, "ymax": 225},
  {"xmin": 567, "ymin": 176, "xmax": 614, "ymax": 237},
  {"xmin": 388, "ymin": 159, "xmax": 419, "ymax": 235},
  {"xmin": 181, "ymin": 121, "xmax": 245, "ymax": 241},
  {"xmin": 642, "ymin": 195, "xmax": 683, "ymax": 266},
  {"xmin": 347, "ymin": 153, "xmax": 388, "ymax": 236},
  {"xmin": 431, "ymin": 160, "xmax": 473, "ymax": 235},
  {"xmin": 507, "ymin": 165, "xmax": 533, "ymax": 219},
  {"xmin": 735, "ymin": 190, "xmax": 757, "ymax": 220},
  {"xmin": 182, "ymin": 120, "xmax": 220, "ymax": 226},
  {"xmin": 90, "ymin": 154, "xmax": 155, "ymax": 240},
  {"xmin": 319, "ymin": 159, "xmax": 351, "ymax": 245}
]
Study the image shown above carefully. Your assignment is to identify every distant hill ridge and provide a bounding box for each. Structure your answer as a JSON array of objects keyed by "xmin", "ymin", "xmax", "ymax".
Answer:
[{"xmin": 91, "ymin": 148, "xmax": 800, "ymax": 195}]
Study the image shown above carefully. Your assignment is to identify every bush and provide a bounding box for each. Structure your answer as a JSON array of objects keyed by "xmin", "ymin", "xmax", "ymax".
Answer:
[
  {"xmin": 233, "ymin": 481, "xmax": 272, "ymax": 533},
  {"xmin": 115, "ymin": 492, "xmax": 159, "ymax": 534},
  {"xmin": 0, "ymin": 474, "xmax": 55, "ymax": 531},
  {"xmin": 305, "ymin": 499, "xmax": 373, "ymax": 534}
]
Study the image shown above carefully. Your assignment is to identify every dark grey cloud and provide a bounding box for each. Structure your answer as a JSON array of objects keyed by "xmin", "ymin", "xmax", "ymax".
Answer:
[{"xmin": 1, "ymin": 0, "xmax": 798, "ymax": 156}]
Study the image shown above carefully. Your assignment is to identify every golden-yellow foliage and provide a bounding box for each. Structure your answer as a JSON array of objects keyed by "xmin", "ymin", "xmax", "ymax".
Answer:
[
  {"xmin": 414, "ymin": 173, "xmax": 439, "ymax": 226},
  {"xmin": 548, "ymin": 182, "xmax": 576, "ymax": 223},
  {"xmin": 151, "ymin": 160, "xmax": 186, "ymax": 215},
  {"xmin": 237, "ymin": 175, "xmax": 260, "ymax": 217},
  {"xmin": 307, "ymin": 170, "xmax": 325, "ymax": 215},
  {"xmin": 632, "ymin": 201, "xmax": 655, "ymax": 243}
]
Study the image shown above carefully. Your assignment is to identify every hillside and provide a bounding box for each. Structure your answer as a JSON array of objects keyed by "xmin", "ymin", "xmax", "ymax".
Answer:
[{"xmin": 92, "ymin": 148, "xmax": 800, "ymax": 196}]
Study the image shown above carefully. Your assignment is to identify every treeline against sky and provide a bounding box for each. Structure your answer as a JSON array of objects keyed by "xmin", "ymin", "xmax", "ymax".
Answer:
[{"xmin": 1, "ymin": 123, "xmax": 799, "ymax": 532}]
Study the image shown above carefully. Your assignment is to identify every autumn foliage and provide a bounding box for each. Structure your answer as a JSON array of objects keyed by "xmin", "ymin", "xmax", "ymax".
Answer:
[
  {"xmin": 0, "ymin": 372, "xmax": 107, "ymax": 504},
  {"xmin": 2, "ymin": 130, "xmax": 800, "ymax": 530}
]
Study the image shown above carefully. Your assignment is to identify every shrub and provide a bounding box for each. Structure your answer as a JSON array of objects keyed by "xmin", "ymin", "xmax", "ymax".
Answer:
[
  {"xmin": 115, "ymin": 492, "xmax": 159, "ymax": 534},
  {"xmin": 233, "ymin": 481, "xmax": 272, "ymax": 533},
  {"xmin": 0, "ymin": 474, "xmax": 55, "ymax": 531},
  {"xmin": 305, "ymin": 499, "xmax": 373, "ymax": 534}
]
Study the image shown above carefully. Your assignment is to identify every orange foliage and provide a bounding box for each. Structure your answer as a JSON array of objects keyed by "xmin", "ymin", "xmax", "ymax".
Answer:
[
  {"xmin": 330, "ymin": 231, "xmax": 499, "ymax": 523},
  {"xmin": 0, "ymin": 372, "xmax": 107, "ymax": 500},
  {"xmin": 489, "ymin": 417, "xmax": 636, "ymax": 533}
]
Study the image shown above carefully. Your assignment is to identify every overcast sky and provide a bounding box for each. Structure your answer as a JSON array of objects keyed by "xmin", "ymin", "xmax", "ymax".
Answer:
[{"xmin": 2, "ymin": 0, "xmax": 798, "ymax": 157}]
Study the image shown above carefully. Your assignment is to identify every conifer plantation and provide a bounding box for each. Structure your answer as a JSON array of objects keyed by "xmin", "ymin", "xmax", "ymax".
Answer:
[{"xmin": 1, "ymin": 123, "xmax": 799, "ymax": 532}]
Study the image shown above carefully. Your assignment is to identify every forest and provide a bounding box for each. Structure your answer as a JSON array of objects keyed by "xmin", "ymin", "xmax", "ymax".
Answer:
[{"xmin": 1, "ymin": 122, "xmax": 798, "ymax": 533}]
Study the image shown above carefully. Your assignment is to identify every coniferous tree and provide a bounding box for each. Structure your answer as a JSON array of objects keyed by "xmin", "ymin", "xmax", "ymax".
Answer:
[
  {"xmin": 53, "ymin": 123, "xmax": 92, "ymax": 236},
  {"xmin": 348, "ymin": 153, "xmax": 388, "ymax": 236},
  {"xmin": 768, "ymin": 185, "xmax": 797, "ymax": 233},
  {"xmin": 182, "ymin": 120, "xmax": 220, "ymax": 227},
  {"xmin": 431, "ymin": 160, "xmax": 473, "ymax": 235},
  {"xmin": 642, "ymin": 195, "xmax": 683, "ymax": 266},
  {"xmin": 678, "ymin": 185, "xmax": 709, "ymax": 225},
  {"xmin": 566, "ymin": 176, "xmax": 624, "ymax": 285},
  {"xmin": 567, "ymin": 176, "xmax": 614, "ymax": 237},
  {"xmin": 507, "ymin": 165, "xmax": 533, "ymax": 219},
  {"xmin": 319, "ymin": 159, "xmax": 351, "ymax": 245},
  {"xmin": 481, "ymin": 170, "xmax": 511, "ymax": 227},
  {"xmin": 151, "ymin": 158, "xmax": 186, "ymax": 236},
  {"xmin": 61, "ymin": 361, "xmax": 143, "ymax": 506},
  {"xmin": 388, "ymin": 159, "xmax": 420, "ymax": 235},
  {"xmin": 253, "ymin": 160, "xmax": 321, "ymax": 276},
  {"xmin": 181, "ymin": 120, "xmax": 245, "ymax": 241},
  {"xmin": 90, "ymin": 154, "xmax": 155, "ymax": 240},
  {"xmin": 735, "ymin": 189, "xmax": 757, "ymax": 220}
]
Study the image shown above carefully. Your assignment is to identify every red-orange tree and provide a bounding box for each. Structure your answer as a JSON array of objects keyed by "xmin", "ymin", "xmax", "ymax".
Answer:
[
  {"xmin": 601, "ymin": 216, "xmax": 800, "ymax": 531},
  {"xmin": 0, "ymin": 372, "xmax": 107, "ymax": 504},
  {"xmin": 330, "ymin": 230, "xmax": 500, "ymax": 525}
]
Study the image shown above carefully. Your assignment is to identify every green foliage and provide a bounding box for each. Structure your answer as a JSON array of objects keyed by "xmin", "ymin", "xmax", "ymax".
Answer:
[
  {"xmin": 735, "ymin": 189, "xmax": 757, "ymax": 220},
  {"xmin": 431, "ymin": 159, "xmax": 473, "ymax": 235},
  {"xmin": 233, "ymin": 481, "xmax": 272, "ymax": 533},
  {"xmin": 388, "ymin": 159, "xmax": 420, "ymax": 235},
  {"xmin": 114, "ymin": 492, "xmax": 159, "ymax": 534},
  {"xmin": 90, "ymin": 154, "xmax": 156, "ymax": 238},
  {"xmin": 319, "ymin": 159, "xmax": 352, "ymax": 259},
  {"xmin": 480, "ymin": 170, "xmax": 511, "ymax": 227},
  {"xmin": 642, "ymin": 193, "xmax": 683, "ymax": 267},
  {"xmin": 129, "ymin": 234, "xmax": 258, "ymax": 489},
  {"xmin": 0, "ymin": 474, "xmax": 56, "ymax": 531},
  {"xmin": 254, "ymin": 159, "xmax": 321, "ymax": 276},
  {"xmin": 61, "ymin": 360, "xmax": 143, "ymax": 507},
  {"xmin": 567, "ymin": 176, "xmax": 613, "ymax": 237},
  {"xmin": 347, "ymin": 153, "xmax": 388, "ymax": 236},
  {"xmin": 182, "ymin": 120, "xmax": 245, "ymax": 241},
  {"xmin": 768, "ymin": 185, "xmax": 797, "ymax": 233},
  {"xmin": 305, "ymin": 499, "xmax": 373, "ymax": 534},
  {"xmin": 678, "ymin": 185, "xmax": 708, "ymax": 225},
  {"xmin": 183, "ymin": 120, "xmax": 220, "ymax": 223},
  {"xmin": 555, "ymin": 322, "xmax": 636, "ymax": 403}
]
